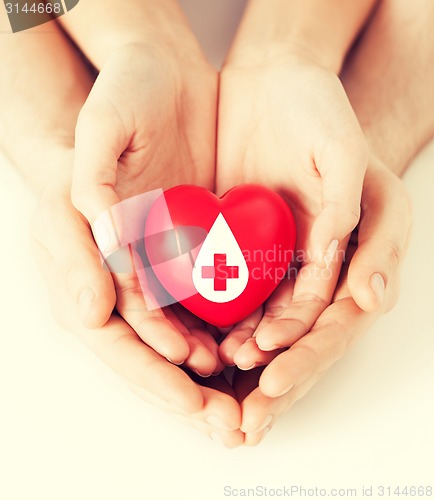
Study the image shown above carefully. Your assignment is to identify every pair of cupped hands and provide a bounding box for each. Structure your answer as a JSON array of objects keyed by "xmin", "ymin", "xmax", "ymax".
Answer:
[{"xmin": 32, "ymin": 41, "xmax": 412, "ymax": 447}]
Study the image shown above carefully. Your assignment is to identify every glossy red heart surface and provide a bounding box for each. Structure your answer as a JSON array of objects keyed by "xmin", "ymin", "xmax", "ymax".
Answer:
[{"xmin": 145, "ymin": 185, "xmax": 296, "ymax": 327}]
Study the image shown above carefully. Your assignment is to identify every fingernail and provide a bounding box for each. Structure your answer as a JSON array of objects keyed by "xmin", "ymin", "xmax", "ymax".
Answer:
[
  {"xmin": 206, "ymin": 414, "xmax": 233, "ymax": 431},
  {"xmin": 240, "ymin": 363, "xmax": 257, "ymax": 371},
  {"xmin": 263, "ymin": 426, "xmax": 271, "ymax": 437},
  {"xmin": 166, "ymin": 357, "xmax": 183, "ymax": 366},
  {"xmin": 252, "ymin": 414, "xmax": 273, "ymax": 433},
  {"xmin": 324, "ymin": 239, "xmax": 339, "ymax": 268},
  {"xmin": 274, "ymin": 383, "xmax": 295, "ymax": 398},
  {"xmin": 92, "ymin": 216, "xmax": 119, "ymax": 254},
  {"xmin": 370, "ymin": 273, "xmax": 385, "ymax": 306},
  {"xmin": 193, "ymin": 369, "xmax": 211, "ymax": 378},
  {"xmin": 78, "ymin": 288, "xmax": 95, "ymax": 325},
  {"xmin": 258, "ymin": 344, "xmax": 278, "ymax": 352}
]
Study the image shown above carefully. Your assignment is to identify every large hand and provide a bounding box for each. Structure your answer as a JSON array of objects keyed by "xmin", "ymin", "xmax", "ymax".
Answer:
[
  {"xmin": 31, "ymin": 168, "xmax": 243, "ymax": 447},
  {"xmin": 217, "ymin": 57, "xmax": 369, "ymax": 368},
  {"xmin": 70, "ymin": 43, "xmax": 221, "ymax": 374},
  {"xmin": 232, "ymin": 160, "xmax": 412, "ymax": 445}
]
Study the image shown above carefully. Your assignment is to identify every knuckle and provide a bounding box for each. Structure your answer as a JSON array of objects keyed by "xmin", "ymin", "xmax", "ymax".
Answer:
[
  {"xmin": 383, "ymin": 240, "xmax": 401, "ymax": 271},
  {"xmin": 292, "ymin": 343, "xmax": 322, "ymax": 370},
  {"xmin": 264, "ymin": 304, "xmax": 286, "ymax": 319},
  {"xmin": 291, "ymin": 292, "xmax": 328, "ymax": 307},
  {"xmin": 323, "ymin": 200, "xmax": 361, "ymax": 232},
  {"xmin": 117, "ymin": 274, "xmax": 143, "ymax": 297},
  {"xmin": 314, "ymin": 315, "xmax": 353, "ymax": 356}
]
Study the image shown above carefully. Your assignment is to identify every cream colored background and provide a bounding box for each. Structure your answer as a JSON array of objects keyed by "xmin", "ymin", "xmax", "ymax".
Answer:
[{"xmin": 1, "ymin": 1, "xmax": 433, "ymax": 499}]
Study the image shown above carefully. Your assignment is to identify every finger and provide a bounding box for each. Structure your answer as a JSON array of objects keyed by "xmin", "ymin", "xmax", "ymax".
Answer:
[
  {"xmin": 240, "ymin": 386, "xmax": 289, "ymax": 434},
  {"xmin": 113, "ymin": 266, "xmax": 190, "ymax": 365},
  {"xmin": 186, "ymin": 328, "xmax": 225, "ymax": 375},
  {"xmin": 218, "ymin": 307, "xmax": 263, "ymax": 366},
  {"xmin": 233, "ymin": 361, "xmax": 293, "ymax": 434},
  {"xmin": 259, "ymin": 296, "xmax": 377, "ymax": 398},
  {"xmin": 31, "ymin": 195, "xmax": 116, "ymax": 329},
  {"xmin": 211, "ymin": 429, "xmax": 245, "ymax": 448},
  {"xmin": 190, "ymin": 383, "xmax": 242, "ymax": 432},
  {"xmin": 34, "ymin": 236, "xmax": 204, "ymax": 414},
  {"xmin": 72, "ymin": 86, "xmax": 128, "ymax": 223},
  {"xmin": 243, "ymin": 428, "xmax": 271, "ymax": 446},
  {"xmin": 233, "ymin": 338, "xmax": 282, "ymax": 370},
  {"xmin": 129, "ymin": 379, "xmax": 244, "ymax": 447},
  {"xmin": 310, "ymin": 134, "xmax": 368, "ymax": 267},
  {"xmin": 172, "ymin": 305, "xmax": 223, "ymax": 375},
  {"xmin": 239, "ymin": 295, "xmax": 377, "ymax": 433},
  {"xmin": 348, "ymin": 168, "xmax": 412, "ymax": 312},
  {"xmin": 254, "ymin": 240, "xmax": 347, "ymax": 353},
  {"xmin": 189, "ymin": 419, "xmax": 244, "ymax": 448},
  {"xmin": 83, "ymin": 316, "xmax": 204, "ymax": 413},
  {"xmin": 240, "ymin": 381, "xmax": 320, "ymax": 436}
]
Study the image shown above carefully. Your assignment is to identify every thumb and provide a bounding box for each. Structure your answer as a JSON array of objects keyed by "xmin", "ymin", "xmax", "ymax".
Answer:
[
  {"xmin": 32, "ymin": 194, "xmax": 116, "ymax": 328},
  {"xmin": 348, "ymin": 168, "xmax": 412, "ymax": 312},
  {"xmin": 310, "ymin": 139, "xmax": 368, "ymax": 268},
  {"xmin": 72, "ymin": 92, "xmax": 129, "ymax": 224}
]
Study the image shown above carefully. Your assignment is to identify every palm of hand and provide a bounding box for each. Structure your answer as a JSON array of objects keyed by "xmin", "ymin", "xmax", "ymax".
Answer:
[
  {"xmin": 214, "ymin": 60, "xmax": 366, "ymax": 368},
  {"xmin": 79, "ymin": 44, "xmax": 218, "ymax": 201},
  {"xmin": 72, "ymin": 44, "xmax": 221, "ymax": 375},
  {"xmin": 69, "ymin": 51, "xmax": 371, "ymax": 445}
]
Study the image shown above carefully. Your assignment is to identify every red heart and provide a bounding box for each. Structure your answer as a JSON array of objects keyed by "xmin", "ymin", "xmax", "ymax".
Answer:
[{"xmin": 145, "ymin": 185, "xmax": 296, "ymax": 327}]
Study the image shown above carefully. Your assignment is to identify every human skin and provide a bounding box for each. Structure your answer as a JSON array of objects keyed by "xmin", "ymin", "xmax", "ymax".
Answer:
[
  {"xmin": 57, "ymin": 0, "xmax": 221, "ymax": 372},
  {"xmin": 61, "ymin": 0, "xmax": 382, "ymax": 373},
  {"xmin": 0, "ymin": 12, "xmax": 243, "ymax": 447},
  {"xmin": 217, "ymin": 0, "xmax": 380, "ymax": 369},
  {"xmin": 234, "ymin": 0, "xmax": 434, "ymax": 445},
  {"xmin": 3, "ymin": 1, "xmax": 226, "ymax": 375},
  {"xmin": 217, "ymin": 0, "xmax": 427, "ymax": 366},
  {"xmin": 1, "ymin": 0, "xmax": 432, "ymax": 447},
  {"xmin": 220, "ymin": 0, "xmax": 380, "ymax": 268}
]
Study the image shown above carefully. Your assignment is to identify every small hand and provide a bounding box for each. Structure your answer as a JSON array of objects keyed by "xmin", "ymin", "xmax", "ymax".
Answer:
[
  {"xmin": 70, "ymin": 43, "xmax": 220, "ymax": 374},
  {"xmin": 232, "ymin": 159, "xmax": 412, "ymax": 445},
  {"xmin": 217, "ymin": 56, "xmax": 369, "ymax": 368}
]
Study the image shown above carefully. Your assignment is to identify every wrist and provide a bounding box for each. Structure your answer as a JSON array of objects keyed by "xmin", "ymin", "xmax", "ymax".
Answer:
[
  {"xmin": 60, "ymin": 0, "xmax": 207, "ymax": 69},
  {"xmin": 106, "ymin": 38, "xmax": 211, "ymax": 75},
  {"xmin": 226, "ymin": 0, "xmax": 379, "ymax": 74},
  {"xmin": 225, "ymin": 35, "xmax": 342, "ymax": 74}
]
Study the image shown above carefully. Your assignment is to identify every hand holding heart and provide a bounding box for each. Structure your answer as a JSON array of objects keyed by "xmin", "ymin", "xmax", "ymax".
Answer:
[
  {"xmin": 31, "ymin": 154, "xmax": 411, "ymax": 446},
  {"xmin": 216, "ymin": 57, "xmax": 371, "ymax": 371},
  {"xmin": 71, "ymin": 47, "xmax": 370, "ymax": 358},
  {"xmin": 0, "ymin": 0, "xmax": 419, "ymax": 448},
  {"xmin": 71, "ymin": 42, "xmax": 223, "ymax": 377},
  {"xmin": 67, "ymin": 43, "xmax": 392, "ymax": 445},
  {"xmin": 145, "ymin": 184, "xmax": 296, "ymax": 328}
]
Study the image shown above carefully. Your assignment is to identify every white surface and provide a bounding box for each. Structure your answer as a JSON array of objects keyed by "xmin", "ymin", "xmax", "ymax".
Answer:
[{"xmin": 1, "ymin": 2, "xmax": 434, "ymax": 499}]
